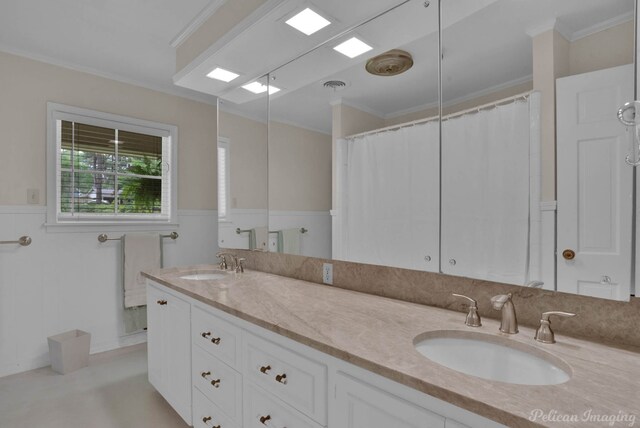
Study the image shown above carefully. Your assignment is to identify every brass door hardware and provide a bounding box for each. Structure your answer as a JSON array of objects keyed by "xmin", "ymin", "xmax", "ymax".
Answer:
[
  {"xmin": 259, "ymin": 365, "xmax": 271, "ymax": 374},
  {"xmin": 562, "ymin": 249, "xmax": 576, "ymax": 260},
  {"xmin": 275, "ymin": 373, "xmax": 288, "ymax": 384},
  {"xmin": 157, "ymin": 300, "xmax": 167, "ymax": 305},
  {"xmin": 201, "ymin": 332, "xmax": 211, "ymax": 338},
  {"xmin": 210, "ymin": 378, "xmax": 221, "ymax": 388},
  {"xmin": 260, "ymin": 415, "xmax": 271, "ymax": 424},
  {"xmin": 211, "ymin": 337, "xmax": 221, "ymax": 345}
]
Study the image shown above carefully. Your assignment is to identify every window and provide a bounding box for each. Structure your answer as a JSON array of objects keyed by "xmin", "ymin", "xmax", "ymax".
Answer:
[
  {"xmin": 46, "ymin": 103, "xmax": 177, "ymax": 225},
  {"xmin": 217, "ymin": 138, "xmax": 230, "ymax": 220}
]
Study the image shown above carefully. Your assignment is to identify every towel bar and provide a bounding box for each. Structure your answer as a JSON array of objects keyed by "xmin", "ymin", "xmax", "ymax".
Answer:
[
  {"xmin": 0, "ymin": 236, "xmax": 32, "ymax": 246},
  {"xmin": 267, "ymin": 228, "xmax": 308, "ymax": 234},
  {"xmin": 98, "ymin": 232, "xmax": 178, "ymax": 243}
]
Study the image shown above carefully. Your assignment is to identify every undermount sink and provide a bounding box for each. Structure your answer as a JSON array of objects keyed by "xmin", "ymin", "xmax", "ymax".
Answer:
[
  {"xmin": 413, "ymin": 330, "xmax": 571, "ymax": 385},
  {"xmin": 180, "ymin": 271, "xmax": 228, "ymax": 281}
]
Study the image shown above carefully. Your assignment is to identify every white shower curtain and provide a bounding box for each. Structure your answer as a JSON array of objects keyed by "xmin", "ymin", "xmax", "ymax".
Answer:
[
  {"xmin": 342, "ymin": 121, "xmax": 440, "ymax": 271},
  {"xmin": 440, "ymin": 99, "xmax": 531, "ymax": 284}
]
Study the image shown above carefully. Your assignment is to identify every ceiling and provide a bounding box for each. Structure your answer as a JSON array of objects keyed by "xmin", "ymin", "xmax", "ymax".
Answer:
[
  {"xmin": 0, "ymin": 0, "xmax": 634, "ymax": 133},
  {"xmin": 0, "ymin": 0, "xmax": 218, "ymax": 103},
  {"xmin": 219, "ymin": 0, "xmax": 635, "ymax": 134}
]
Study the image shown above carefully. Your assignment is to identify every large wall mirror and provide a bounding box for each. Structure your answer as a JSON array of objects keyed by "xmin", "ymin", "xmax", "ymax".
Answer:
[
  {"xmin": 219, "ymin": 0, "xmax": 638, "ymax": 303},
  {"xmin": 216, "ymin": 76, "xmax": 270, "ymax": 251}
]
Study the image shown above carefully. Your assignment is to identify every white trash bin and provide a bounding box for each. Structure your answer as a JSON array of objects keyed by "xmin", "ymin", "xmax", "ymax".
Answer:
[{"xmin": 47, "ymin": 330, "xmax": 91, "ymax": 374}]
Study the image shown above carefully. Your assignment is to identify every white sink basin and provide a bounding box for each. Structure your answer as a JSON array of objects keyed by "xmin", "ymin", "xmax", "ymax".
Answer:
[
  {"xmin": 414, "ymin": 331, "xmax": 571, "ymax": 385},
  {"xmin": 180, "ymin": 272, "xmax": 227, "ymax": 281}
]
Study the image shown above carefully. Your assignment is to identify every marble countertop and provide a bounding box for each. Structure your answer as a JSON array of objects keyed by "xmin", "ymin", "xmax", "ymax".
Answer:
[{"xmin": 143, "ymin": 265, "xmax": 640, "ymax": 428}]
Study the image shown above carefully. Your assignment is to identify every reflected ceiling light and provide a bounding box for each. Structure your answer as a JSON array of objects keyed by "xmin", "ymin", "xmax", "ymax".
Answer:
[
  {"xmin": 333, "ymin": 37, "xmax": 373, "ymax": 59},
  {"xmin": 242, "ymin": 82, "xmax": 281, "ymax": 95},
  {"xmin": 285, "ymin": 8, "xmax": 331, "ymax": 35},
  {"xmin": 207, "ymin": 67, "xmax": 239, "ymax": 82}
]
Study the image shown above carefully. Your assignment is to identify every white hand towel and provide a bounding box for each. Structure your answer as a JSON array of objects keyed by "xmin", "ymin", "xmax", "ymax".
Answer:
[
  {"xmin": 123, "ymin": 233, "xmax": 161, "ymax": 308},
  {"xmin": 281, "ymin": 228, "xmax": 301, "ymax": 255},
  {"xmin": 252, "ymin": 227, "xmax": 269, "ymax": 251}
]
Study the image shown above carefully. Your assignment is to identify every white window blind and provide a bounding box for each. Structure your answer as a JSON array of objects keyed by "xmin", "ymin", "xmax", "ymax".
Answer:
[
  {"xmin": 47, "ymin": 103, "xmax": 177, "ymax": 226},
  {"xmin": 218, "ymin": 138, "xmax": 230, "ymax": 219}
]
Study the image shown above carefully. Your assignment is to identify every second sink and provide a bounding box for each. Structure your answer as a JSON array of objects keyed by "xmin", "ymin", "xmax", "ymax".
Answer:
[
  {"xmin": 180, "ymin": 271, "xmax": 228, "ymax": 281},
  {"xmin": 414, "ymin": 330, "xmax": 571, "ymax": 385}
]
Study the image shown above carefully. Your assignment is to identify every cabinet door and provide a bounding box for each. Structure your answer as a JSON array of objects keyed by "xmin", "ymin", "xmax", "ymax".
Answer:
[
  {"xmin": 146, "ymin": 284, "xmax": 165, "ymax": 392},
  {"xmin": 334, "ymin": 373, "xmax": 445, "ymax": 428},
  {"xmin": 165, "ymin": 293, "xmax": 192, "ymax": 424}
]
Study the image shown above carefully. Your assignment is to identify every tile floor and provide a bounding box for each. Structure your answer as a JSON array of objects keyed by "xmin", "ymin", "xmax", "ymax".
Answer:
[{"xmin": 0, "ymin": 344, "xmax": 189, "ymax": 428}]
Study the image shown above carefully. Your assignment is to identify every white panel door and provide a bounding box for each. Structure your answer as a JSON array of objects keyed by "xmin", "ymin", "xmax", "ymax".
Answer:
[
  {"xmin": 165, "ymin": 293, "xmax": 192, "ymax": 424},
  {"xmin": 556, "ymin": 64, "xmax": 633, "ymax": 301},
  {"xmin": 146, "ymin": 284, "xmax": 165, "ymax": 392}
]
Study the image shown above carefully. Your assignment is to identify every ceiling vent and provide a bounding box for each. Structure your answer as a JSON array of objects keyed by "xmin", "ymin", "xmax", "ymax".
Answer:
[
  {"xmin": 323, "ymin": 80, "xmax": 347, "ymax": 90},
  {"xmin": 365, "ymin": 49, "xmax": 413, "ymax": 76}
]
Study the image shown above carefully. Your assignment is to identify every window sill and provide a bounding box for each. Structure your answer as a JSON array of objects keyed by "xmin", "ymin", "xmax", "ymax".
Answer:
[{"xmin": 44, "ymin": 222, "xmax": 179, "ymax": 233}]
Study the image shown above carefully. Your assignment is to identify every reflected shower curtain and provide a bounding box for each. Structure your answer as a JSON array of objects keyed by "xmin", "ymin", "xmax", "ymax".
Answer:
[
  {"xmin": 342, "ymin": 121, "xmax": 440, "ymax": 271},
  {"xmin": 440, "ymin": 99, "xmax": 531, "ymax": 284}
]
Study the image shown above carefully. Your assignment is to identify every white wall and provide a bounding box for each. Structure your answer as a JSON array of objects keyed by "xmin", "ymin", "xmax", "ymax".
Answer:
[
  {"xmin": 0, "ymin": 206, "xmax": 218, "ymax": 377},
  {"xmin": 0, "ymin": 50, "xmax": 220, "ymax": 377}
]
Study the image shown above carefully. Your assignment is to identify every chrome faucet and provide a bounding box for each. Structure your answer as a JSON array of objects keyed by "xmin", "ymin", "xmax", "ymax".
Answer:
[
  {"xmin": 215, "ymin": 252, "xmax": 234, "ymax": 270},
  {"xmin": 534, "ymin": 311, "xmax": 576, "ymax": 344},
  {"xmin": 525, "ymin": 280, "xmax": 544, "ymax": 288},
  {"xmin": 452, "ymin": 293, "xmax": 482, "ymax": 327},
  {"xmin": 491, "ymin": 293, "xmax": 518, "ymax": 334}
]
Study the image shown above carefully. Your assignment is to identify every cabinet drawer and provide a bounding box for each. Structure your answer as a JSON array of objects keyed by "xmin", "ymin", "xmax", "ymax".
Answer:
[
  {"xmin": 244, "ymin": 382, "xmax": 322, "ymax": 428},
  {"xmin": 243, "ymin": 333, "xmax": 327, "ymax": 425},
  {"xmin": 193, "ymin": 306, "xmax": 241, "ymax": 369},
  {"xmin": 334, "ymin": 372, "xmax": 445, "ymax": 428},
  {"xmin": 193, "ymin": 346, "xmax": 242, "ymax": 424},
  {"xmin": 193, "ymin": 388, "xmax": 238, "ymax": 428}
]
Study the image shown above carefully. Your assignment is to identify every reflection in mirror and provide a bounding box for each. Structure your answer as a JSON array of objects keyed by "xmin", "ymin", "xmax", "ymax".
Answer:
[
  {"xmin": 442, "ymin": 0, "xmax": 635, "ymax": 300},
  {"xmin": 268, "ymin": 0, "xmax": 440, "ymax": 264},
  {"xmin": 217, "ymin": 75, "xmax": 270, "ymax": 251}
]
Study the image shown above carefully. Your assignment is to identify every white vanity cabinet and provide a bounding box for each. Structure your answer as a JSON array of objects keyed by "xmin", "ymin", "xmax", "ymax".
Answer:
[
  {"xmin": 146, "ymin": 281, "xmax": 506, "ymax": 428},
  {"xmin": 146, "ymin": 283, "xmax": 192, "ymax": 425}
]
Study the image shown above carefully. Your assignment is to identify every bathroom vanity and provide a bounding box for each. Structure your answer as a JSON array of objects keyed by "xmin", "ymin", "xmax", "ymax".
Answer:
[{"xmin": 144, "ymin": 266, "xmax": 640, "ymax": 428}]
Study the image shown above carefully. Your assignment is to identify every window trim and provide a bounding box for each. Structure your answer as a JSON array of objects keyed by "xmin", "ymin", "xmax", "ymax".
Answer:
[
  {"xmin": 217, "ymin": 137, "xmax": 231, "ymax": 221},
  {"xmin": 46, "ymin": 102, "xmax": 178, "ymax": 228}
]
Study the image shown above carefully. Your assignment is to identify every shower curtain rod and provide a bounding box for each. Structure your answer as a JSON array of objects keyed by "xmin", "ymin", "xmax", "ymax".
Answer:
[{"xmin": 344, "ymin": 90, "xmax": 534, "ymax": 140}]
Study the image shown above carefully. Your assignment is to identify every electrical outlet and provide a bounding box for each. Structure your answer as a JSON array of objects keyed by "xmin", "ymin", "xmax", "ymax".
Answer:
[
  {"xmin": 27, "ymin": 189, "xmax": 39, "ymax": 204},
  {"xmin": 323, "ymin": 263, "xmax": 333, "ymax": 285}
]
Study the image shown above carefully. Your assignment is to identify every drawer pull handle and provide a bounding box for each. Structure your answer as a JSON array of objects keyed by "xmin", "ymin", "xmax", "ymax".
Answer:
[
  {"xmin": 201, "ymin": 371, "xmax": 211, "ymax": 379},
  {"xmin": 201, "ymin": 332, "xmax": 211, "ymax": 338},
  {"xmin": 259, "ymin": 365, "xmax": 271, "ymax": 374},
  {"xmin": 275, "ymin": 373, "xmax": 287, "ymax": 384},
  {"xmin": 259, "ymin": 415, "xmax": 271, "ymax": 425},
  {"xmin": 202, "ymin": 416, "xmax": 221, "ymax": 428},
  {"xmin": 157, "ymin": 300, "xmax": 167, "ymax": 305},
  {"xmin": 210, "ymin": 378, "xmax": 221, "ymax": 388},
  {"xmin": 211, "ymin": 337, "xmax": 221, "ymax": 345}
]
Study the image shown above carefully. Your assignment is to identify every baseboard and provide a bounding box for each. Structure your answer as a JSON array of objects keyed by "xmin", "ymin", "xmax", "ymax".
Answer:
[{"xmin": 0, "ymin": 332, "xmax": 147, "ymax": 379}]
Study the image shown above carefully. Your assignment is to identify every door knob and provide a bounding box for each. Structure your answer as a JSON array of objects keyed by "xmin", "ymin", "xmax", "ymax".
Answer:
[{"xmin": 562, "ymin": 249, "xmax": 575, "ymax": 260}]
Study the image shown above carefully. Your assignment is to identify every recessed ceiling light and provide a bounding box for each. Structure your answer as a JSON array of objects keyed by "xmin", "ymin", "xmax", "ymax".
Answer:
[
  {"xmin": 206, "ymin": 67, "xmax": 239, "ymax": 82},
  {"xmin": 333, "ymin": 37, "xmax": 373, "ymax": 59},
  {"xmin": 242, "ymin": 82, "xmax": 281, "ymax": 95},
  {"xmin": 285, "ymin": 8, "xmax": 331, "ymax": 36}
]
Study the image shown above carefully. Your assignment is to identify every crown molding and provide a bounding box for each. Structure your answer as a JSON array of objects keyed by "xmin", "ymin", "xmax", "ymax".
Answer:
[
  {"xmin": 0, "ymin": 45, "xmax": 218, "ymax": 106},
  {"xmin": 170, "ymin": 0, "xmax": 228, "ymax": 48}
]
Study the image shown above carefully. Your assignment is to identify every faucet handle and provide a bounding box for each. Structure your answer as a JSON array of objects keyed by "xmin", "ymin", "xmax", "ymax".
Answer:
[
  {"xmin": 534, "ymin": 311, "xmax": 576, "ymax": 344},
  {"xmin": 236, "ymin": 257, "xmax": 246, "ymax": 273},
  {"xmin": 452, "ymin": 294, "xmax": 482, "ymax": 327}
]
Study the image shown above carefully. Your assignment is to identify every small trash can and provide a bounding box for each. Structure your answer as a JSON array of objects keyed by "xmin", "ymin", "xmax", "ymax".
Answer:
[{"xmin": 47, "ymin": 330, "xmax": 91, "ymax": 374}]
